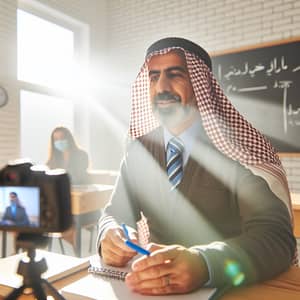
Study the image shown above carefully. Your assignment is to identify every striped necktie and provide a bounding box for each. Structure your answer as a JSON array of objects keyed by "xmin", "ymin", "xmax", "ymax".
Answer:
[{"xmin": 166, "ymin": 137, "xmax": 184, "ymax": 188}]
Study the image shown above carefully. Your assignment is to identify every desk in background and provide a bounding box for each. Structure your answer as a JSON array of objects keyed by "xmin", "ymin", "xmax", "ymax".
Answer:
[
  {"xmin": 71, "ymin": 184, "xmax": 113, "ymax": 257},
  {"xmin": 292, "ymin": 193, "xmax": 300, "ymax": 237},
  {"xmin": 87, "ymin": 169, "xmax": 118, "ymax": 186}
]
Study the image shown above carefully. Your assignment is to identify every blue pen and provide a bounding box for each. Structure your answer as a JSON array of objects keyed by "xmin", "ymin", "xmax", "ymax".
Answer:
[
  {"xmin": 121, "ymin": 223, "xmax": 150, "ymax": 256},
  {"xmin": 125, "ymin": 240, "xmax": 151, "ymax": 256},
  {"xmin": 121, "ymin": 223, "xmax": 130, "ymax": 240}
]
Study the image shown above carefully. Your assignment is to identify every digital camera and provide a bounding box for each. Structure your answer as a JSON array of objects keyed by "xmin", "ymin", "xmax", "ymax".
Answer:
[{"xmin": 0, "ymin": 159, "xmax": 72, "ymax": 233}]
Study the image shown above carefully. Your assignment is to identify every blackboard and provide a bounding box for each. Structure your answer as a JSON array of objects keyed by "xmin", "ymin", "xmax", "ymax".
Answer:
[{"xmin": 211, "ymin": 38, "xmax": 300, "ymax": 153}]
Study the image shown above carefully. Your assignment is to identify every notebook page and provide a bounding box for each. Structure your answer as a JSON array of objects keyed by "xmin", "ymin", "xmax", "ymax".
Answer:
[
  {"xmin": 61, "ymin": 273, "xmax": 215, "ymax": 300},
  {"xmin": 63, "ymin": 256, "xmax": 215, "ymax": 300}
]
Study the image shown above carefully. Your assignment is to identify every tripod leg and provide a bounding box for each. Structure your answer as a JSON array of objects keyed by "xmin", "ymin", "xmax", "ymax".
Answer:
[
  {"xmin": 5, "ymin": 285, "xmax": 25, "ymax": 300},
  {"xmin": 41, "ymin": 279, "xmax": 66, "ymax": 300},
  {"xmin": 32, "ymin": 281, "xmax": 48, "ymax": 300}
]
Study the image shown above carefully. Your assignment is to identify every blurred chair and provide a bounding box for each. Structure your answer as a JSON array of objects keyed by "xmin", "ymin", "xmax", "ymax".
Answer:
[{"xmin": 48, "ymin": 232, "xmax": 66, "ymax": 254}]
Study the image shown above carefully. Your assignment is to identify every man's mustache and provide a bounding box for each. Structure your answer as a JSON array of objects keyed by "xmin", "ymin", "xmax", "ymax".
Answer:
[{"xmin": 153, "ymin": 92, "xmax": 181, "ymax": 103}]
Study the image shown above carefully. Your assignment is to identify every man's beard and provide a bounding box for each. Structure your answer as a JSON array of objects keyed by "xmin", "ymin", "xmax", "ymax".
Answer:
[{"xmin": 152, "ymin": 92, "xmax": 195, "ymax": 128}]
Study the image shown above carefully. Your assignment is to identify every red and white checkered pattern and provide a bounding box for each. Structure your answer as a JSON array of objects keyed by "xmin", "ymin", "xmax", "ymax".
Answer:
[
  {"xmin": 130, "ymin": 47, "xmax": 279, "ymax": 165},
  {"xmin": 137, "ymin": 211, "xmax": 150, "ymax": 248}
]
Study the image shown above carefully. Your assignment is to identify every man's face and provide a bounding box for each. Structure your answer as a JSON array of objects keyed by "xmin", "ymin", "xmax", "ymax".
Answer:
[
  {"xmin": 9, "ymin": 193, "xmax": 17, "ymax": 204},
  {"xmin": 148, "ymin": 50, "xmax": 198, "ymax": 134}
]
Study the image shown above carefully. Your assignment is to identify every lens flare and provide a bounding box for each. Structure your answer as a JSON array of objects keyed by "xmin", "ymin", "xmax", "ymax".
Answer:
[{"xmin": 224, "ymin": 259, "xmax": 245, "ymax": 286}]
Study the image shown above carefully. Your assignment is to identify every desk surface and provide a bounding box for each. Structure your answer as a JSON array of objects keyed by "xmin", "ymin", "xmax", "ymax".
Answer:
[
  {"xmin": 1, "ymin": 266, "xmax": 299, "ymax": 300},
  {"xmin": 292, "ymin": 193, "xmax": 300, "ymax": 209},
  {"xmin": 222, "ymin": 266, "xmax": 300, "ymax": 300},
  {"xmin": 291, "ymin": 193, "xmax": 300, "ymax": 237},
  {"xmin": 45, "ymin": 266, "xmax": 300, "ymax": 300},
  {"xmin": 0, "ymin": 269, "xmax": 88, "ymax": 300}
]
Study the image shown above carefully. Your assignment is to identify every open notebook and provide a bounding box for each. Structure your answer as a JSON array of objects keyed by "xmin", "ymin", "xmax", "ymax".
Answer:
[
  {"xmin": 88, "ymin": 254, "xmax": 130, "ymax": 281},
  {"xmin": 61, "ymin": 255, "xmax": 216, "ymax": 300}
]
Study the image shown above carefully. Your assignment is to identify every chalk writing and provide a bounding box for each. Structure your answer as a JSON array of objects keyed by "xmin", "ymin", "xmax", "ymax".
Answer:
[
  {"xmin": 221, "ymin": 56, "xmax": 290, "ymax": 80},
  {"xmin": 212, "ymin": 40, "xmax": 300, "ymax": 152}
]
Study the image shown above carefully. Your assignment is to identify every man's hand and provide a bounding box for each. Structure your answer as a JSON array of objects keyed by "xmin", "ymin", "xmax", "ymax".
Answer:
[
  {"xmin": 100, "ymin": 226, "xmax": 138, "ymax": 267},
  {"xmin": 125, "ymin": 244, "xmax": 209, "ymax": 295}
]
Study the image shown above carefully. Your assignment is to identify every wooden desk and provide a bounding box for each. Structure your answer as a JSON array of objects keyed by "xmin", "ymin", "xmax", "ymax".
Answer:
[
  {"xmin": 222, "ymin": 266, "xmax": 300, "ymax": 300},
  {"xmin": 292, "ymin": 193, "xmax": 300, "ymax": 237},
  {"xmin": 0, "ymin": 270, "xmax": 88, "ymax": 300},
  {"xmin": 0, "ymin": 252, "xmax": 300, "ymax": 300},
  {"xmin": 71, "ymin": 184, "xmax": 113, "ymax": 257}
]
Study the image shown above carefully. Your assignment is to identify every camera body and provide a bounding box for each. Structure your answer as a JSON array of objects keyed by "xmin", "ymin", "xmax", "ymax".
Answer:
[{"xmin": 0, "ymin": 159, "xmax": 72, "ymax": 233}]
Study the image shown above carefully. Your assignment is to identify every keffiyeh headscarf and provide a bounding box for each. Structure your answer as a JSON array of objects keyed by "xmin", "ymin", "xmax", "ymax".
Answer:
[{"xmin": 129, "ymin": 37, "xmax": 293, "ymax": 221}]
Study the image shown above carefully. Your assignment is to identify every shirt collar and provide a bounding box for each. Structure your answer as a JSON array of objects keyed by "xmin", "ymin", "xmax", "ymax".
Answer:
[
  {"xmin": 163, "ymin": 119, "xmax": 202, "ymax": 166},
  {"xmin": 163, "ymin": 119, "xmax": 202, "ymax": 149}
]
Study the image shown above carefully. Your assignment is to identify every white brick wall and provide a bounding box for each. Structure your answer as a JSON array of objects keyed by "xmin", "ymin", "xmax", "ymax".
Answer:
[
  {"xmin": 104, "ymin": 0, "xmax": 300, "ymax": 81},
  {"xmin": 0, "ymin": 0, "xmax": 19, "ymax": 168},
  {"xmin": 281, "ymin": 157, "xmax": 300, "ymax": 192}
]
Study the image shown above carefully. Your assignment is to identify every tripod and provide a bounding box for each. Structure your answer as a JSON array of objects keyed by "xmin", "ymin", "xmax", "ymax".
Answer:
[{"xmin": 5, "ymin": 233, "xmax": 66, "ymax": 300}]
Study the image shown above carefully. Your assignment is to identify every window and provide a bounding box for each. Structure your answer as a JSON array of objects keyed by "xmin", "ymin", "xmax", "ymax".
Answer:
[
  {"xmin": 17, "ymin": 9, "xmax": 75, "ymax": 89},
  {"xmin": 17, "ymin": 1, "xmax": 89, "ymax": 164}
]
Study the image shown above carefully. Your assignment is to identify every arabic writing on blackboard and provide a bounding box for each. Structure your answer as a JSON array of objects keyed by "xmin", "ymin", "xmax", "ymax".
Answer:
[
  {"xmin": 212, "ymin": 40, "xmax": 300, "ymax": 152},
  {"xmin": 216, "ymin": 57, "xmax": 300, "ymax": 133}
]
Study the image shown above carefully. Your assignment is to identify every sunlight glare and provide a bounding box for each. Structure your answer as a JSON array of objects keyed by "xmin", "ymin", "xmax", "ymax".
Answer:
[{"xmin": 17, "ymin": 9, "xmax": 75, "ymax": 89}]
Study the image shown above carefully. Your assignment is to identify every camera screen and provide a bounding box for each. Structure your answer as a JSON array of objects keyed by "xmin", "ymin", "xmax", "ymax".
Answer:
[{"xmin": 0, "ymin": 186, "xmax": 40, "ymax": 228}]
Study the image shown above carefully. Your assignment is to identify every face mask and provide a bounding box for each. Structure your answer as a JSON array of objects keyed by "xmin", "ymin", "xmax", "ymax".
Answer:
[{"xmin": 54, "ymin": 139, "xmax": 69, "ymax": 152}]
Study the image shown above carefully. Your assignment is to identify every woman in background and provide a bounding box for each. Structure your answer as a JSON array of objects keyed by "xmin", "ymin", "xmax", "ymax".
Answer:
[{"xmin": 46, "ymin": 126, "xmax": 89, "ymax": 185}]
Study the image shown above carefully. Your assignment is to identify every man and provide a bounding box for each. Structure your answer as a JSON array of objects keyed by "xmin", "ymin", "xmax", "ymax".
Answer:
[
  {"xmin": 1, "ymin": 192, "xmax": 30, "ymax": 226},
  {"xmin": 97, "ymin": 37, "xmax": 296, "ymax": 295}
]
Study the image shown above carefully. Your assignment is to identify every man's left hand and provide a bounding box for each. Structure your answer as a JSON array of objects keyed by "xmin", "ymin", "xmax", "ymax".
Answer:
[{"xmin": 125, "ymin": 243, "xmax": 209, "ymax": 295}]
